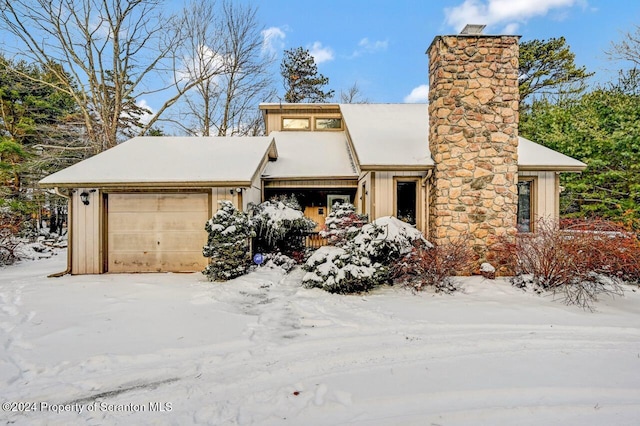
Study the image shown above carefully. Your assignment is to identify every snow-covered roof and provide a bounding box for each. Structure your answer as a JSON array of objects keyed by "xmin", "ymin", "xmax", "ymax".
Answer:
[
  {"xmin": 517, "ymin": 137, "xmax": 586, "ymax": 171},
  {"xmin": 39, "ymin": 136, "xmax": 277, "ymax": 188},
  {"xmin": 339, "ymin": 104, "xmax": 433, "ymax": 170},
  {"xmin": 339, "ymin": 103, "xmax": 586, "ymax": 172},
  {"xmin": 262, "ymin": 131, "xmax": 358, "ymax": 179}
]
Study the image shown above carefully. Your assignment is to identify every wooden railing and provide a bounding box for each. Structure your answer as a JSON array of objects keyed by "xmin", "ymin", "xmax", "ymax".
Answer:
[{"xmin": 305, "ymin": 232, "xmax": 328, "ymax": 249}]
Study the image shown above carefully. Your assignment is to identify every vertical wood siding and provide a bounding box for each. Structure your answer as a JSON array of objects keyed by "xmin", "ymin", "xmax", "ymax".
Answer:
[
  {"xmin": 520, "ymin": 171, "xmax": 559, "ymax": 221},
  {"xmin": 71, "ymin": 188, "xmax": 101, "ymax": 274}
]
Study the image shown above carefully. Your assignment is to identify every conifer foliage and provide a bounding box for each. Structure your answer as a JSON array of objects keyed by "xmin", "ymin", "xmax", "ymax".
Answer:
[
  {"xmin": 320, "ymin": 202, "xmax": 368, "ymax": 247},
  {"xmin": 202, "ymin": 201, "xmax": 255, "ymax": 281},
  {"xmin": 281, "ymin": 47, "xmax": 334, "ymax": 103}
]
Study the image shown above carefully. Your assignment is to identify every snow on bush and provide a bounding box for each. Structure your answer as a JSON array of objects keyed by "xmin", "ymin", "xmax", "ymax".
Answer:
[
  {"xmin": 250, "ymin": 196, "xmax": 316, "ymax": 258},
  {"xmin": 302, "ymin": 246, "xmax": 382, "ymax": 294},
  {"xmin": 304, "ymin": 216, "xmax": 432, "ymax": 294},
  {"xmin": 203, "ymin": 201, "xmax": 255, "ymax": 282},
  {"xmin": 352, "ymin": 216, "xmax": 431, "ymax": 264},
  {"xmin": 319, "ymin": 202, "xmax": 367, "ymax": 246},
  {"xmin": 262, "ymin": 252, "xmax": 297, "ymax": 272}
]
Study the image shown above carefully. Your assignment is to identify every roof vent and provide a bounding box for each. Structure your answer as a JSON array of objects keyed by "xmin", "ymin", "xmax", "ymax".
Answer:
[{"xmin": 460, "ymin": 24, "xmax": 486, "ymax": 35}]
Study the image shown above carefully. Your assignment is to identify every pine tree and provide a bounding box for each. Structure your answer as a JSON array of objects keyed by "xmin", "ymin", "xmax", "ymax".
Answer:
[
  {"xmin": 202, "ymin": 201, "xmax": 255, "ymax": 281},
  {"xmin": 281, "ymin": 47, "xmax": 334, "ymax": 103},
  {"xmin": 320, "ymin": 202, "xmax": 368, "ymax": 246}
]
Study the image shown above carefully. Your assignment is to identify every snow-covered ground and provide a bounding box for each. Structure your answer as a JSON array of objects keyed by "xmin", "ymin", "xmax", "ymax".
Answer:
[{"xmin": 1, "ymin": 252, "xmax": 640, "ymax": 425}]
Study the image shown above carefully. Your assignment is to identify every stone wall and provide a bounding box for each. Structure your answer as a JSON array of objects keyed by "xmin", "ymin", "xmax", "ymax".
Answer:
[{"xmin": 427, "ymin": 35, "xmax": 519, "ymax": 267}]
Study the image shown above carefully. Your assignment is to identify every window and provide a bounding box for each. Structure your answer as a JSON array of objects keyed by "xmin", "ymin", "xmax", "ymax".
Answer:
[
  {"xmin": 395, "ymin": 179, "xmax": 418, "ymax": 226},
  {"xmin": 282, "ymin": 117, "xmax": 310, "ymax": 130},
  {"xmin": 327, "ymin": 194, "xmax": 350, "ymax": 212},
  {"xmin": 315, "ymin": 117, "xmax": 342, "ymax": 130},
  {"xmin": 517, "ymin": 179, "xmax": 534, "ymax": 232}
]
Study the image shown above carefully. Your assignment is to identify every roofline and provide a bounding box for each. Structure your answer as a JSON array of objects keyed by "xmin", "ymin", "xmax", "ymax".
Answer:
[
  {"xmin": 518, "ymin": 165, "xmax": 586, "ymax": 173},
  {"xmin": 40, "ymin": 180, "xmax": 253, "ymax": 189},
  {"xmin": 262, "ymin": 176, "xmax": 358, "ymax": 181},
  {"xmin": 359, "ymin": 164, "xmax": 434, "ymax": 172},
  {"xmin": 259, "ymin": 103, "xmax": 340, "ymax": 110}
]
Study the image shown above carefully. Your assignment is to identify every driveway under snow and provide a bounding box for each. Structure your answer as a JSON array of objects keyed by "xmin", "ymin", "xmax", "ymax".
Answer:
[{"xmin": 1, "ymin": 253, "xmax": 640, "ymax": 425}]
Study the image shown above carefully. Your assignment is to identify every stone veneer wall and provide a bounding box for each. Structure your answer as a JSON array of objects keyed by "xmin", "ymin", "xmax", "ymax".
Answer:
[{"xmin": 427, "ymin": 35, "xmax": 519, "ymax": 267}]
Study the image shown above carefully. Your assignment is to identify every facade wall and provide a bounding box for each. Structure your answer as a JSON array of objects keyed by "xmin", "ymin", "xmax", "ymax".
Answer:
[
  {"xmin": 264, "ymin": 107, "xmax": 342, "ymax": 132},
  {"xmin": 520, "ymin": 170, "xmax": 559, "ymax": 221},
  {"xmin": 428, "ymin": 34, "xmax": 520, "ymax": 264},
  {"xmin": 211, "ymin": 188, "xmax": 239, "ymax": 212},
  {"xmin": 372, "ymin": 171, "xmax": 428, "ymax": 234},
  {"xmin": 71, "ymin": 188, "xmax": 102, "ymax": 274},
  {"xmin": 357, "ymin": 172, "xmax": 372, "ymax": 219}
]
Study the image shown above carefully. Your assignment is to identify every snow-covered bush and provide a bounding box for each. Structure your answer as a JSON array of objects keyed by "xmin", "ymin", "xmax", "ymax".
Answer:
[
  {"xmin": 391, "ymin": 237, "xmax": 475, "ymax": 293},
  {"xmin": 262, "ymin": 252, "xmax": 297, "ymax": 272},
  {"xmin": 304, "ymin": 216, "xmax": 430, "ymax": 294},
  {"xmin": 352, "ymin": 216, "xmax": 429, "ymax": 264},
  {"xmin": 302, "ymin": 246, "xmax": 382, "ymax": 293},
  {"xmin": 320, "ymin": 202, "xmax": 367, "ymax": 246},
  {"xmin": 250, "ymin": 196, "xmax": 316, "ymax": 258},
  {"xmin": 202, "ymin": 201, "xmax": 255, "ymax": 282}
]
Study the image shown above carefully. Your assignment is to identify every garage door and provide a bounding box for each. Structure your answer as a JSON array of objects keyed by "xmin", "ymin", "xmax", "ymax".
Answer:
[{"xmin": 107, "ymin": 193, "xmax": 209, "ymax": 273}]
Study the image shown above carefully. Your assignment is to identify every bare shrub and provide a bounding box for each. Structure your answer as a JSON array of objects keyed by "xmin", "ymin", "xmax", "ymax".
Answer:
[
  {"xmin": 391, "ymin": 237, "xmax": 476, "ymax": 293},
  {"xmin": 0, "ymin": 211, "xmax": 23, "ymax": 266},
  {"xmin": 508, "ymin": 218, "xmax": 627, "ymax": 309}
]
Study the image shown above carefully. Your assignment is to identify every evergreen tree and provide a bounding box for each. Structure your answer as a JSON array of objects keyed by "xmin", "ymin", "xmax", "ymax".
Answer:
[
  {"xmin": 202, "ymin": 201, "xmax": 255, "ymax": 281},
  {"xmin": 320, "ymin": 202, "xmax": 368, "ymax": 246},
  {"xmin": 280, "ymin": 47, "xmax": 334, "ymax": 103},
  {"xmin": 519, "ymin": 37, "xmax": 593, "ymax": 107},
  {"xmin": 250, "ymin": 196, "xmax": 316, "ymax": 258},
  {"xmin": 520, "ymin": 69, "xmax": 640, "ymax": 228}
]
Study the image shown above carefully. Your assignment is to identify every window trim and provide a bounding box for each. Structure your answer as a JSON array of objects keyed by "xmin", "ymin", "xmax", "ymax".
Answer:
[
  {"xmin": 281, "ymin": 116, "xmax": 310, "ymax": 131},
  {"xmin": 393, "ymin": 176, "xmax": 421, "ymax": 228},
  {"xmin": 517, "ymin": 176, "xmax": 537, "ymax": 233},
  {"xmin": 314, "ymin": 116, "xmax": 343, "ymax": 131}
]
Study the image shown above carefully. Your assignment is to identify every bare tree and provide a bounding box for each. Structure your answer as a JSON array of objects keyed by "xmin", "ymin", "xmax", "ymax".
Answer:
[
  {"xmin": 176, "ymin": 0, "xmax": 275, "ymax": 136},
  {"xmin": 0, "ymin": 0, "xmax": 222, "ymax": 152},
  {"xmin": 607, "ymin": 24, "xmax": 640, "ymax": 67},
  {"xmin": 339, "ymin": 82, "xmax": 369, "ymax": 104}
]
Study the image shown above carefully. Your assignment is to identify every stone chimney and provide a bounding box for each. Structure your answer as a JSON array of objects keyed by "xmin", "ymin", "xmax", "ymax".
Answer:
[{"xmin": 427, "ymin": 26, "xmax": 520, "ymax": 266}]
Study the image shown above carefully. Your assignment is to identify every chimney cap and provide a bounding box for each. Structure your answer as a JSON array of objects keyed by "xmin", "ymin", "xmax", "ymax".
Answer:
[{"xmin": 460, "ymin": 24, "xmax": 486, "ymax": 35}]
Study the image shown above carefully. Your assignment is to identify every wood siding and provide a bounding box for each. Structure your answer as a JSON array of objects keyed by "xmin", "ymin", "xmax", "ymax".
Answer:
[
  {"xmin": 358, "ymin": 172, "xmax": 372, "ymax": 219},
  {"xmin": 264, "ymin": 107, "xmax": 342, "ymax": 133},
  {"xmin": 71, "ymin": 189, "xmax": 102, "ymax": 274},
  {"xmin": 520, "ymin": 171, "xmax": 559, "ymax": 221},
  {"xmin": 264, "ymin": 179, "xmax": 357, "ymax": 189},
  {"xmin": 372, "ymin": 171, "xmax": 428, "ymax": 233},
  {"xmin": 107, "ymin": 192, "xmax": 209, "ymax": 273}
]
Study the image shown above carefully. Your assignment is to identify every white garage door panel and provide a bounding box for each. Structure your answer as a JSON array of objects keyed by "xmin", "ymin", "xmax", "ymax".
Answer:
[{"xmin": 108, "ymin": 193, "xmax": 209, "ymax": 273}]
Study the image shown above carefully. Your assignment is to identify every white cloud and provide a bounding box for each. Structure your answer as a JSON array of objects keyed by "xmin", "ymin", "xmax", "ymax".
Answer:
[
  {"xmin": 350, "ymin": 37, "xmax": 389, "ymax": 58},
  {"xmin": 308, "ymin": 41, "xmax": 334, "ymax": 64},
  {"xmin": 359, "ymin": 38, "xmax": 389, "ymax": 52},
  {"xmin": 261, "ymin": 27, "xmax": 286, "ymax": 55},
  {"xmin": 502, "ymin": 22, "xmax": 520, "ymax": 34},
  {"xmin": 445, "ymin": 0, "xmax": 581, "ymax": 32},
  {"xmin": 404, "ymin": 85, "xmax": 429, "ymax": 103},
  {"xmin": 136, "ymin": 99, "xmax": 155, "ymax": 125}
]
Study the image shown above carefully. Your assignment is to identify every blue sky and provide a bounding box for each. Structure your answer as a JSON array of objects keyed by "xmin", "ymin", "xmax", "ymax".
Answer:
[{"xmin": 252, "ymin": 0, "xmax": 640, "ymax": 103}]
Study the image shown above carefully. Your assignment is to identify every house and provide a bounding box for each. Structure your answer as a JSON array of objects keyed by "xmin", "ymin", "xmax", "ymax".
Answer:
[{"xmin": 39, "ymin": 27, "xmax": 586, "ymax": 274}]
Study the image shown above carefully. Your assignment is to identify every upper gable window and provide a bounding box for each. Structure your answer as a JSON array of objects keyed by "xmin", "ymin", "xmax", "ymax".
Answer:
[
  {"xmin": 282, "ymin": 117, "xmax": 310, "ymax": 130},
  {"xmin": 315, "ymin": 117, "xmax": 342, "ymax": 130}
]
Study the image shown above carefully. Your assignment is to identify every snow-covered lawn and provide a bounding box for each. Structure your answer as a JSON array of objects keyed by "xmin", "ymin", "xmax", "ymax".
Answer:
[{"xmin": 1, "ymin": 253, "xmax": 640, "ymax": 425}]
